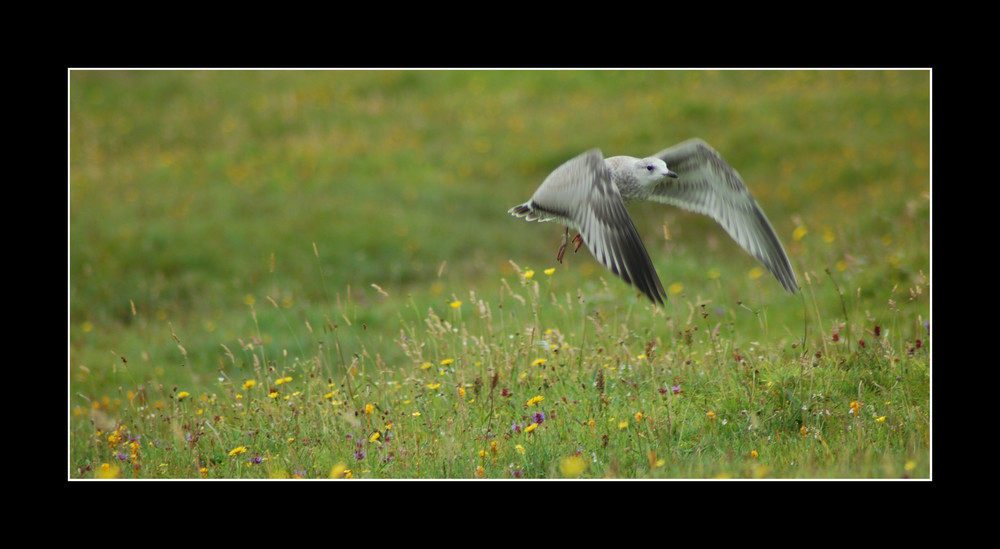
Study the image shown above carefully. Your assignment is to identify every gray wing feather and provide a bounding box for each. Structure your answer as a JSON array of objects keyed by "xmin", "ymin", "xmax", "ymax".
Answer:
[
  {"xmin": 652, "ymin": 139, "xmax": 799, "ymax": 293},
  {"xmin": 516, "ymin": 149, "xmax": 667, "ymax": 304}
]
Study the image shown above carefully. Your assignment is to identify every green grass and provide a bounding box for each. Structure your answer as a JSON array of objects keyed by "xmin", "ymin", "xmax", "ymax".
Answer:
[{"xmin": 69, "ymin": 70, "xmax": 930, "ymax": 479}]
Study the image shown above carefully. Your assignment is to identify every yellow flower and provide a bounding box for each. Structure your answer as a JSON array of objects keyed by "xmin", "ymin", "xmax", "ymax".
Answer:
[
  {"xmin": 751, "ymin": 450, "xmax": 759, "ymax": 459},
  {"xmin": 475, "ymin": 465, "xmax": 485, "ymax": 478},
  {"xmin": 707, "ymin": 267, "xmax": 721, "ymax": 280},
  {"xmin": 668, "ymin": 282, "xmax": 684, "ymax": 295},
  {"xmin": 365, "ymin": 403, "xmax": 375, "ymax": 415},
  {"xmin": 515, "ymin": 444, "xmax": 526, "ymax": 454},
  {"xmin": 229, "ymin": 446, "xmax": 247, "ymax": 456},
  {"xmin": 634, "ymin": 412, "xmax": 643, "ymax": 423},
  {"xmin": 420, "ymin": 362, "xmax": 432, "ymax": 370},
  {"xmin": 490, "ymin": 440, "xmax": 499, "ymax": 454},
  {"xmin": 793, "ymin": 225, "xmax": 808, "ymax": 241},
  {"xmin": 330, "ymin": 463, "xmax": 348, "ymax": 479},
  {"xmin": 269, "ymin": 392, "xmax": 279, "ymax": 399},
  {"xmin": 96, "ymin": 463, "xmax": 120, "ymax": 479},
  {"xmin": 459, "ymin": 387, "xmax": 466, "ymax": 399},
  {"xmin": 411, "ymin": 411, "xmax": 421, "ymax": 417},
  {"xmin": 706, "ymin": 411, "xmax": 715, "ymax": 421},
  {"xmin": 875, "ymin": 415, "xmax": 886, "ymax": 423},
  {"xmin": 177, "ymin": 391, "xmax": 190, "ymax": 400},
  {"xmin": 618, "ymin": 420, "xmax": 628, "ymax": 430},
  {"xmin": 427, "ymin": 383, "xmax": 441, "ymax": 390},
  {"xmin": 526, "ymin": 395, "xmax": 544, "ymax": 407},
  {"xmin": 544, "ymin": 268, "xmax": 555, "ymax": 275},
  {"xmin": 369, "ymin": 431, "xmax": 381, "ymax": 443},
  {"xmin": 440, "ymin": 358, "xmax": 454, "ymax": 365},
  {"xmin": 242, "ymin": 380, "xmax": 256, "ymax": 390},
  {"xmin": 559, "ymin": 455, "xmax": 586, "ymax": 478},
  {"xmin": 275, "ymin": 376, "xmax": 293, "ymax": 385},
  {"xmin": 849, "ymin": 401, "xmax": 860, "ymax": 415},
  {"xmin": 524, "ymin": 423, "xmax": 538, "ymax": 433},
  {"xmin": 450, "ymin": 300, "xmax": 462, "ymax": 308},
  {"xmin": 748, "ymin": 267, "xmax": 764, "ymax": 280},
  {"xmin": 531, "ymin": 358, "xmax": 547, "ymax": 366},
  {"xmin": 524, "ymin": 269, "xmax": 535, "ymax": 279},
  {"xmin": 904, "ymin": 460, "xmax": 916, "ymax": 472}
]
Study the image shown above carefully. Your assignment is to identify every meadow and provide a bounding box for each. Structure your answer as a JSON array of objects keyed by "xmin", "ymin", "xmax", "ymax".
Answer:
[{"xmin": 69, "ymin": 70, "xmax": 930, "ymax": 479}]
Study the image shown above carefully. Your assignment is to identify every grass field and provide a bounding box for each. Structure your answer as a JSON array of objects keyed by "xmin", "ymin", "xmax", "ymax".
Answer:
[{"xmin": 69, "ymin": 70, "xmax": 930, "ymax": 479}]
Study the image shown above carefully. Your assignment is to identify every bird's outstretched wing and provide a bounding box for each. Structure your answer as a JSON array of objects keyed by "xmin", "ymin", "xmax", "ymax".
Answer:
[
  {"xmin": 509, "ymin": 149, "xmax": 667, "ymax": 304},
  {"xmin": 651, "ymin": 139, "xmax": 798, "ymax": 293}
]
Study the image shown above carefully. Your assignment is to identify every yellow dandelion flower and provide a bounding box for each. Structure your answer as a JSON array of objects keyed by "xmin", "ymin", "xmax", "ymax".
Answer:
[
  {"xmin": 524, "ymin": 423, "xmax": 538, "ymax": 433},
  {"xmin": 793, "ymin": 225, "xmax": 808, "ymax": 241},
  {"xmin": 515, "ymin": 444, "xmax": 526, "ymax": 454},
  {"xmin": 748, "ymin": 267, "xmax": 764, "ymax": 280},
  {"xmin": 420, "ymin": 362, "xmax": 432, "ymax": 370},
  {"xmin": 365, "ymin": 403, "xmax": 374, "ymax": 415},
  {"xmin": 587, "ymin": 419, "xmax": 596, "ymax": 428},
  {"xmin": 618, "ymin": 420, "xmax": 629, "ymax": 430},
  {"xmin": 668, "ymin": 282, "xmax": 684, "ymax": 295},
  {"xmin": 330, "ymin": 463, "xmax": 347, "ymax": 479},
  {"xmin": 412, "ymin": 411, "xmax": 421, "ymax": 417},
  {"xmin": 369, "ymin": 431, "xmax": 381, "ymax": 443},
  {"xmin": 177, "ymin": 391, "xmax": 190, "ymax": 400},
  {"xmin": 526, "ymin": 395, "xmax": 544, "ymax": 407},
  {"xmin": 440, "ymin": 358, "xmax": 454, "ymax": 365},
  {"xmin": 450, "ymin": 300, "xmax": 462, "ymax": 308},
  {"xmin": 229, "ymin": 446, "xmax": 247, "ymax": 456},
  {"xmin": 751, "ymin": 450, "xmax": 759, "ymax": 459},
  {"xmin": 524, "ymin": 269, "xmax": 535, "ymax": 279},
  {"xmin": 876, "ymin": 415, "xmax": 886, "ymax": 423},
  {"xmin": 96, "ymin": 463, "xmax": 120, "ymax": 479},
  {"xmin": 478, "ymin": 449, "xmax": 488, "ymax": 458},
  {"xmin": 634, "ymin": 412, "xmax": 643, "ymax": 423},
  {"xmin": 475, "ymin": 465, "xmax": 485, "ymax": 478},
  {"xmin": 269, "ymin": 392, "xmax": 279, "ymax": 399},
  {"xmin": 707, "ymin": 411, "xmax": 716, "ymax": 421},
  {"xmin": 427, "ymin": 383, "xmax": 441, "ymax": 390},
  {"xmin": 559, "ymin": 455, "xmax": 586, "ymax": 478},
  {"xmin": 490, "ymin": 440, "xmax": 499, "ymax": 454},
  {"xmin": 323, "ymin": 392, "xmax": 335, "ymax": 399},
  {"xmin": 531, "ymin": 358, "xmax": 547, "ymax": 366},
  {"xmin": 544, "ymin": 268, "xmax": 555, "ymax": 275},
  {"xmin": 636, "ymin": 354, "xmax": 646, "ymax": 360},
  {"xmin": 849, "ymin": 401, "xmax": 860, "ymax": 415},
  {"xmin": 904, "ymin": 460, "xmax": 916, "ymax": 472},
  {"xmin": 800, "ymin": 425, "xmax": 808, "ymax": 437},
  {"xmin": 242, "ymin": 380, "xmax": 256, "ymax": 390}
]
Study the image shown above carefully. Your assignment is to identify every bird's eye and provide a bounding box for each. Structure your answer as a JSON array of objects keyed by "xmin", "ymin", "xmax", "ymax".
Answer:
[{"xmin": 646, "ymin": 165, "xmax": 654, "ymax": 171}]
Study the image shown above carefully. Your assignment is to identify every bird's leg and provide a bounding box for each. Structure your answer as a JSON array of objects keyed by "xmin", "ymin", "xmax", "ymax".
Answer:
[
  {"xmin": 572, "ymin": 233, "xmax": 583, "ymax": 253},
  {"xmin": 557, "ymin": 227, "xmax": 569, "ymax": 264}
]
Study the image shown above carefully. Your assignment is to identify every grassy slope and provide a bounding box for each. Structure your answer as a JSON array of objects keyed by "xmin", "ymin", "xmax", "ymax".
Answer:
[{"xmin": 69, "ymin": 70, "xmax": 930, "ymax": 478}]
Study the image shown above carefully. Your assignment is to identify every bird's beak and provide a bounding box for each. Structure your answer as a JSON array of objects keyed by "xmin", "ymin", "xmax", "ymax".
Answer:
[{"xmin": 665, "ymin": 169, "xmax": 679, "ymax": 179}]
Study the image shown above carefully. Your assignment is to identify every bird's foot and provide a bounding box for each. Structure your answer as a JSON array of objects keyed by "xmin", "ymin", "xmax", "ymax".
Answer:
[{"xmin": 573, "ymin": 233, "xmax": 583, "ymax": 253}]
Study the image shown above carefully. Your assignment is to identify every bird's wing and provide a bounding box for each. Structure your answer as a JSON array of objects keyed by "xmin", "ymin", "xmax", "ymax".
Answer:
[
  {"xmin": 527, "ymin": 149, "xmax": 667, "ymax": 304},
  {"xmin": 651, "ymin": 139, "xmax": 798, "ymax": 293}
]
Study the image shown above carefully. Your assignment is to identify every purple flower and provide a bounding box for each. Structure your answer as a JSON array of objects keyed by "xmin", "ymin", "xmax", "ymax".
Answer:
[
  {"xmin": 511, "ymin": 422, "xmax": 521, "ymax": 433},
  {"xmin": 533, "ymin": 411, "xmax": 545, "ymax": 424}
]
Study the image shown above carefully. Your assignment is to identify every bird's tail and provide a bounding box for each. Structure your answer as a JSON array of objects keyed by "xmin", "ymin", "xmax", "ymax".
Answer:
[{"xmin": 508, "ymin": 202, "xmax": 551, "ymax": 222}]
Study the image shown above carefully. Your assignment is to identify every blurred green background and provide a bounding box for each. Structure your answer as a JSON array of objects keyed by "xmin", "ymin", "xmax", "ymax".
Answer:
[{"xmin": 69, "ymin": 70, "xmax": 930, "ymax": 395}]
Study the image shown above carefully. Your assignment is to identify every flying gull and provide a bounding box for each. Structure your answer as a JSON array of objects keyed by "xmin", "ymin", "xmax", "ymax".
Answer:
[{"xmin": 508, "ymin": 138, "xmax": 798, "ymax": 304}]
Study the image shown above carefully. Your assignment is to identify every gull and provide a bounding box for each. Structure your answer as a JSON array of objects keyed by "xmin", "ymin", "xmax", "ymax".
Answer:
[{"xmin": 508, "ymin": 138, "xmax": 798, "ymax": 304}]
